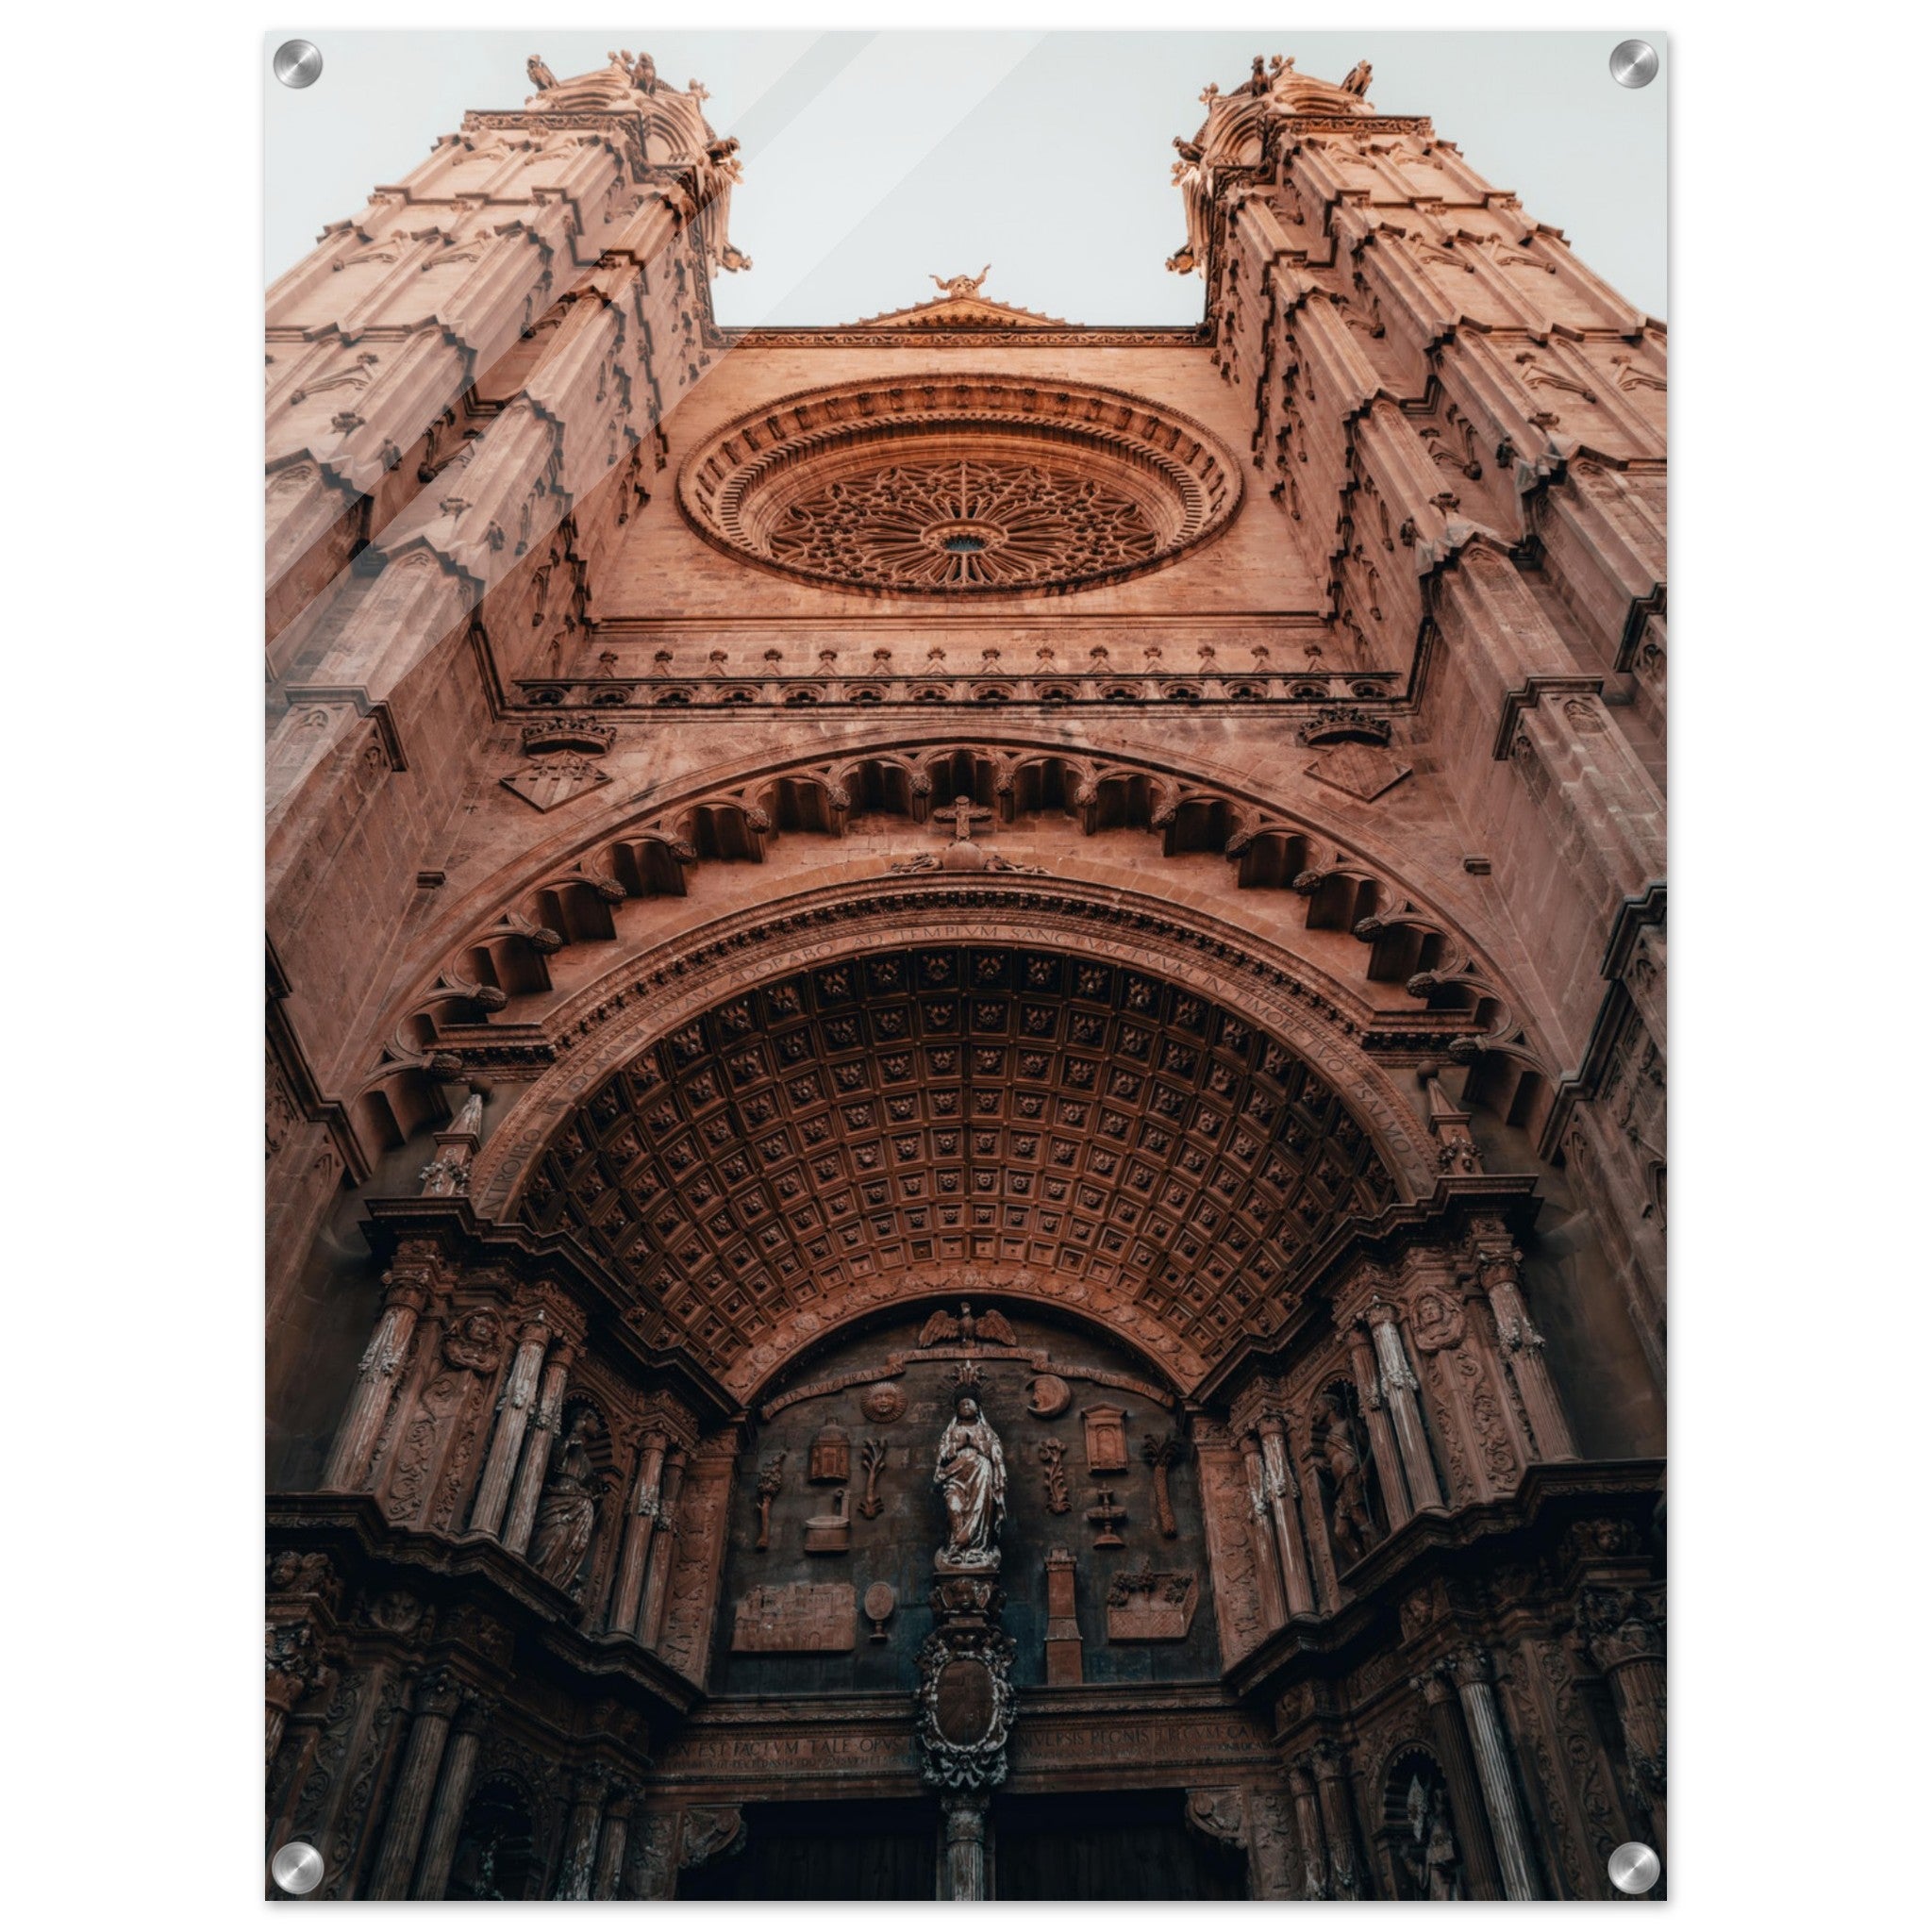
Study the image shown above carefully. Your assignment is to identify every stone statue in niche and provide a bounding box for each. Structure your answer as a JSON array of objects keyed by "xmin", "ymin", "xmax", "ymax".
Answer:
[
  {"xmin": 1403, "ymin": 1774, "xmax": 1463, "ymax": 1900},
  {"xmin": 934, "ymin": 1386, "xmax": 1007, "ymax": 1571},
  {"xmin": 1310, "ymin": 1395, "xmax": 1376, "ymax": 1564},
  {"xmin": 753, "ymin": 1452, "xmax": 786, "ymax": 1552},
  {"xmin": 529, "ymin": 1412, "xmax": 602, "ymax": 1592}
]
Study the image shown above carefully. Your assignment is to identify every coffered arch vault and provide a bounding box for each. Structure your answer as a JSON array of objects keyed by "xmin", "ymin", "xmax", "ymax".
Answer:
[{"xmin": 469, "ymin": 891, "xmax": 1438, "ymax": 1399}]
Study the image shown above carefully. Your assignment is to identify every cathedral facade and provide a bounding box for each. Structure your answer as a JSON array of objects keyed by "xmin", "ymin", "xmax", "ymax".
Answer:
[{"xmin": 264, "ymin": 48, "xmax": 1666, "ymax": 1902}]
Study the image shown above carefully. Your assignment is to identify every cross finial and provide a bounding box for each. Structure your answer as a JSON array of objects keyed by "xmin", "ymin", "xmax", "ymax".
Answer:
[{"xmin": 935, "ymin": 797, "xmax": 994, "ymax": 842}]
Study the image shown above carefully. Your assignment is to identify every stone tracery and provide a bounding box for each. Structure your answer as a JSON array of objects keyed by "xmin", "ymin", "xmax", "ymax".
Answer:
[
  {"xmin": 767, "ymin": 456, "xmax": 1163, "ymax": 591},
  {"xmin": 678, "ymin": 376, "xmax": 1241, "ymax": 596}
]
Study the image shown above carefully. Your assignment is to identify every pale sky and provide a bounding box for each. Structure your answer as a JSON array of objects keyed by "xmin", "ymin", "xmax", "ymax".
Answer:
[{"xmin": 265, "ymin": 31, "xmax": 1667, "ymax": 324}]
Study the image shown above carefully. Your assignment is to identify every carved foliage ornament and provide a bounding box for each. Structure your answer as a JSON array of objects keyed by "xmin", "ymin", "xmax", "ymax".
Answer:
[{"xmin": 678, "ymin": 377, "xmax": 1241, "ymax": 597}]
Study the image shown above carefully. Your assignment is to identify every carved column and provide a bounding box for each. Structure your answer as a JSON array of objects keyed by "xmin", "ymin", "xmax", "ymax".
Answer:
[
  {"xmin": 1309, "ymin": 1741, "xmax": 1365, "ymax": 1900},
  {"xmin": 1294, "ymin": 1437, "xmax": 1343, "ymax": 1609},
  {"xmin": 1241, "ymin": 1436, "xmax": 1290, "ymax": 1630},
  {"xmin": 608, "ymin": 1430, "xmax": 669, "ymax": 1635},
  {"xmin": 323, "ymin": 1271, "xmax": 430, "ymax": 1489},
  {"xmin": 941, "ymin": 1794, "xmax": 988, "ymax": 1902},
  {"xmin": 1415, "ymin": 1666, "xmax": 1505, "ymax": 1900},
  {"xmin": 1581, "ymin": 1589, "xmax": 1667, "ymax": 1857},
  {"xmin": 1286, "ymin": 1759, "xmax": 1328, "ymax": 1900},
  {"xmin": 1345, "ymin": 1325, "xmax": 1411, "ymax": 1526},
  {"xmin": 1256, "ymin": 1416, "xmax": 1315, "ymax": 1614},
  {"xmin": 554, "ymin": 1768, "xmax": 610, "ymax": 1900},
  {"xmin": 468, "ymin": 1314, "xmax": 551, "ymax": 1539},
  {"xmin": 1365, "ymin": 1303, "xmax": 1444, "ymax": 1509},
  {"xmin": 1474, "ymin": 1232, "xmax": 1578, "ymax": 1460},
  {"xmin": 366, "ymin": 1667, "xmax": 464, "ymax": 1899},
  {"xmin": 264, "ymin": 1555, "xmax": 341, "ymax": 1777},
  {"xmin": 593, "ymin": 1780, "xmax": 637, "ymax": 1900},
  {"xmin": 1243, "ymin": 1788, "xmax": 1299, "ymax": 1901},
  {"xmin": 1452, "ymin": 1648, "xmax": 1540, "ymax": 1900},
  {"xmin": 636, "ymin": 1449, "xmax": 688, "ymax": 1648},
  {"xmin": 410, "ymin": 1691, "xmax": 494, "ymax": 1899},
  {"xmin": 501, "ymin": 1340, "xmax": 577, "ymax": 1557}
]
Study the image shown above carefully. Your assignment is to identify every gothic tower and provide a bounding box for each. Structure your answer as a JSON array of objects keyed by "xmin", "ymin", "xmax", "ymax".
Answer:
[{"xmin": 265, "ymin": 48, "xmax": 1665, "ymax": 1901}]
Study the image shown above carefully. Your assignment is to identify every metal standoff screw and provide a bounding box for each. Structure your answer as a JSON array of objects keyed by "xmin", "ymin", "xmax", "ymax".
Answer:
[
  {"xmin": 1607, "ymin": 1840, "xmax": 1661, "ymax": 1895},
  {"xmin": 1609, "ymin": 40, "xmax": 1659, "ymax": 90},
  {"xmin": 270, "ymin": 1840, "xmax": 326, "ymax": 1895},
  {"xmin": 274, "ymin": 41, "xmax": 325, "ymax": 90}
]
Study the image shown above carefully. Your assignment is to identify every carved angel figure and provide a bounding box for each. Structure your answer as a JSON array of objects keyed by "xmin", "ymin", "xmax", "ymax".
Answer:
[
  {"xmin": 934, "ymin": 1393, "xmax": 1006, "ymax": 1569},
  {"xmin": 526, "ymin": 56, "xmax": 558, "ymax": 92},
  {"xmin": 1341, "ymin": 60, "xmax": 1374, "ymax": 97}
]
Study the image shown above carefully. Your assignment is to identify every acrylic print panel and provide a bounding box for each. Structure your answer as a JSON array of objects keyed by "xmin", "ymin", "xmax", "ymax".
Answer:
[{"xmin": 264, "ymin": 30, "xmax": 1666, "ymax": 1905}]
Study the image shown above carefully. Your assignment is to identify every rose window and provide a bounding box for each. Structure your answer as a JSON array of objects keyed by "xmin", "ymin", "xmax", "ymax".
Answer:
[{"xmin": 677, "ymin": 376, "xmax": 1241, "ymax": 596}]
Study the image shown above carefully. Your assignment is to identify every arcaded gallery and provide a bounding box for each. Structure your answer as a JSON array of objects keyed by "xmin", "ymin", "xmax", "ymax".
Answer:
[{"xmin": 264, "ymin": 46, "xmax": 1666, "ymax": 1903}]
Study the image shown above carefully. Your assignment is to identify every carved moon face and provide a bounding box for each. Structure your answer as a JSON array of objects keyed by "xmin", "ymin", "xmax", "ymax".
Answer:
[
  {"xmin": 1026, "ymin": 1374, "xmax": 1072, "ymax": 1419},
  {"xmin": 860, "ymin": 1381, "xmax": 907, "ymax": 1423}
]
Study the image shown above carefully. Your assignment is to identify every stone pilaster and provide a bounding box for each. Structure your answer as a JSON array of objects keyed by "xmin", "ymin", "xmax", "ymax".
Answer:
[
  {"xmin": 1238, "ymin": 1437, "xmax": 1289, "ymax": 1630},
  {"xmin": 592, "ymin": 1779, "xmax": 637, "ymax": 1900},
  {"xmin": 1309, "ymin": 1742, "xmax": 1364, "ymax": 1900},
  {"xmin": 1286, "ymin": 1759, "xmax": 1328, "ymax": 1900},
  {"xmin": 553, "ymin": 1767, "xmax": 610, "ymax": 1900},
  {"xmin": 467, "ymin": 1313, "xmax": 551, "ymax": 1539},
  {"xmin": 636, "ymin": 1449, "xmax": 687, "ymax": 1648},
  {"xmin": 323, "ymin": 1270, "xmax": 432, "ymax": 1490},
  {"xmin": 608, "ymin": 1429, "xmax": 669, "ymax": 1635},
  {"xmin": 1473, "ymin": 1226, "xmax": 1578, "ymax": 1460},
  {"xmin": 410, "ymin": 1690, "xmax": 495, "ymax": 1900},
  {"xmin": 1364, "ymin": 1302, "xmax": 1444, "ymax": 1510},
  {"xmin": 1345, "ymin": 1324, "xmax": 1411, "ymax": 1526},
  {"xmin": 1415, "ymin": 1664, "xmax": 1505, "ymax": 1900},
  {"xmin": 941, "ymin": 1794, "xmax": 988, "ymax": 1902},
  {"xmin": 501, "ymin": 1340, "xmax": 577, "ymax": 1557},
  {"xmin": 365, "ymin": 1667, "xmax": 464, "ymax": 1899},
  {"xmin": 1580, "ymin": 1587, "xmax": 1667, "ymax": 1857},
  {"xmin": 1256, "ymin": 1415, "xmax": 1315, "ymax": 1613},
  {"xmin": 1452, "ymin": 1647, "xmax": 1540, "ymax": 1900}
]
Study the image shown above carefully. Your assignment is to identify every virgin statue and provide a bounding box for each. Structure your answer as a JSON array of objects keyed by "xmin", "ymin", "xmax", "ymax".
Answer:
[{"xmin": 933, "ymin": 1391, "xmax": 1007, "ymax": 1570}]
